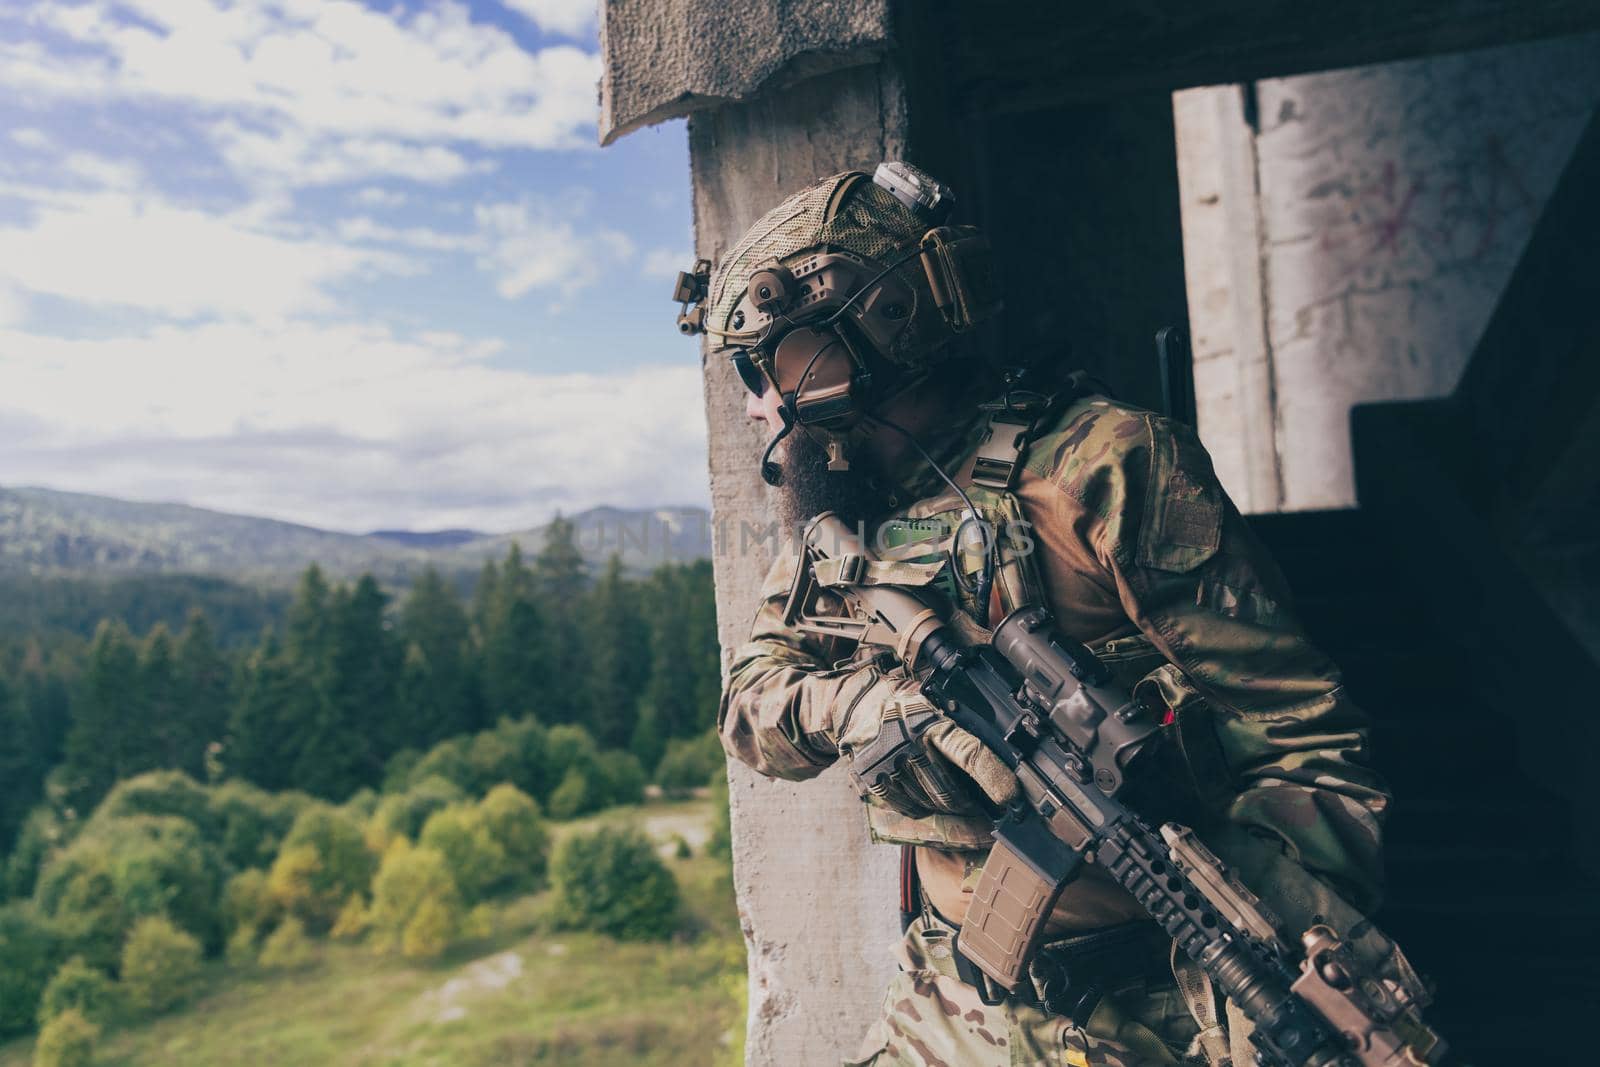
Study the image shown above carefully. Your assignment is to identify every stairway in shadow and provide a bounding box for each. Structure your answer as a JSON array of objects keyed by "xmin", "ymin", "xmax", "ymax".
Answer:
[{"xmin": 1250, "ymin": 508, "xmax": 1600, "ymax": 1066}]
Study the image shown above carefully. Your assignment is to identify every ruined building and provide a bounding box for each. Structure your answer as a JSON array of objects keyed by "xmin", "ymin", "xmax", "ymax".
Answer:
[{"xmin": 598, "ymin": 3, "xmax": 1600, "ymax": 1062}]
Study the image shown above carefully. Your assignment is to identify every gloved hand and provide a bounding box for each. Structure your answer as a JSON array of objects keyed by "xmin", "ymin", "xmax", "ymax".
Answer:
[{"xmin": 832, "ymin": 668, "xmax": 1018, "ymax": 817}]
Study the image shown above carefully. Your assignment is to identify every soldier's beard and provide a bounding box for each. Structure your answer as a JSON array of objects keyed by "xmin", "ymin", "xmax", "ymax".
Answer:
[{"xmin": 776, "ymin": 428, "xmax": 884, "ymax": 532}]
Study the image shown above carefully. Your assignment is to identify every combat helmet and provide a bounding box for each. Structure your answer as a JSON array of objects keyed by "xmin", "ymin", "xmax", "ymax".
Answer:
[{"xmin": 672, "ymin": 162, "xmax": 1001, "ymax": 483}]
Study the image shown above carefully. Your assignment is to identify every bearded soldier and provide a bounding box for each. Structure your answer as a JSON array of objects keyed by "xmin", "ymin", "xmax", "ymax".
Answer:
[{"xmin": 682, "ymin": 163, "xmax": 1396, "ymax": 1067}]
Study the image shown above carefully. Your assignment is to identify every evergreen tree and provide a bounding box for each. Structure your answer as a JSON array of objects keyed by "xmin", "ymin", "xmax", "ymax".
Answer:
[
  {"xmin": 398, "ymin": 567, "xmax": 481, "ymax": 745},
  {"xmin": 480, "ymin": 545, "xmax": 548, "ymax": 721},
  {"xmin": 640, "ymin": 568, "xmax": 700, "ymax": 741},
  {"xmin": 533, "ymin": 516, "xmax": 589, "ymax": 725},
  {"xmin": 471, "ymin": 558, "xmax": 500, "ymax": 636},
  {"xmin": 293, "ymin": 576, "xmax": 396, "ymax": 797},
  {"xmin": 18, "ymin": 639, "xmax": 70, "ymax": 772},
  {"xmin": 227, "ymin": 633, "xmax": 298, "ymax": 792},
  {"xmin": 60, "ymin": 620, "xmax": 146, "ymax": 811},
  {"xmin": 140, "ymin": 625, "xmax": 183, "ymax": 772},
  {"xmin": 272, "ymin": 565, "xmax": 343, "ymax": 796},
  {"xmin": 534, "ymin": 515, "xmax": 588, "ymax": 607},
  {"xmin": 584, "ymin": 556, "xmax": 649, "ymax": 751},
  {"xmin": 284, "ymin": 565, "xmax": 332, "ymax": 671},
  {"xmin": 174, "ymin": 612, "xmax": 230, "ymax": 780},
  {"xmin": 0, "ymin": 673, "xmax": 38, "ymax": 854},
  {"xmin": 681, "ymin": 559, "xmax": 723, "ymax": 720}
]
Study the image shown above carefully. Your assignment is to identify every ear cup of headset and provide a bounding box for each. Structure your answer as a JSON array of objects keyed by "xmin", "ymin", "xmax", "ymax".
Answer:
[{"xmin": 770, "ymin": 327, "xmax": 860, "ymax": 426}]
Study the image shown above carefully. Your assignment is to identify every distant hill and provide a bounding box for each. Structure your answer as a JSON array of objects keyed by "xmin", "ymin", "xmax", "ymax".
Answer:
[
  {"xmin": 0, "ymin": 486, "xmax": 712, "ymax": 587},
  {"xmin": 366, "ymin": 528, "xmax": 487, "ymax": 548}
]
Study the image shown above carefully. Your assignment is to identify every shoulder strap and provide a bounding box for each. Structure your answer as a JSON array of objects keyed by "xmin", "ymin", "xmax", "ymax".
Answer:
[{"xmin": 968, "ymin": 378, "xmax": 1088, "ymax": 491}]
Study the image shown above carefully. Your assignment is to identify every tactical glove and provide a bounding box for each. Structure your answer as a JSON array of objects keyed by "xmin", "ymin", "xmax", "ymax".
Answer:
[{"xmin": 833, "ymin": 668, "xmax": 1018, "ymax": 817}]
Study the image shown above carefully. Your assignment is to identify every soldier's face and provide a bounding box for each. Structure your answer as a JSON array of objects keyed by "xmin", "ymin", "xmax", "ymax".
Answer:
[{"xmin": 745, "ymin": 378, "xmax": 785, "ymax": 431}]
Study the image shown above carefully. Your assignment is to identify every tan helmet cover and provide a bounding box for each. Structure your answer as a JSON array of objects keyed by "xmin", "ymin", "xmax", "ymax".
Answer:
[{"xmin": 704, "ymin": 171, "xmax": 998, "ymax": 370}]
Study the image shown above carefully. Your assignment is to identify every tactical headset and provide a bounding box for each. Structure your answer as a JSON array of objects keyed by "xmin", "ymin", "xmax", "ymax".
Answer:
[{"xmin": 673, "ymin": 163, "xmax": 1001, "ymax": 485}]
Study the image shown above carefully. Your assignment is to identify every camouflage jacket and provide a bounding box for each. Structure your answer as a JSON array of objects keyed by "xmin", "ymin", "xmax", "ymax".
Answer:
[{"xmin": 718, "ymin": 390, "xmax": 1392, "ymax": 918}]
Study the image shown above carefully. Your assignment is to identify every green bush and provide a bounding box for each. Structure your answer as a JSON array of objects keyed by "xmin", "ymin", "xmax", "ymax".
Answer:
[
  {"xmin": 400, "ymin": 718, "xmax": 551, "ymax": 800},
  {"xmin": 596, "ymin": 751, "xmax": 646, "ymax": 808},
  {"xmin": 381, "ymin": 748, "xmax": 422, "ymax": 794},
  {"xmin": 369, "ymin": 776, "xmax": 465, "ymax": 849},
  {"xmin": 330, "ymin": 894, "xmax": 369, "ymax": 941},
  {"xmin": 477, "ymin": 784, "xmax": 549, "ymax": 892},
  {"xmin": 5, "ymin": 807, "xmax": 77, "ymax": 901},
  {"xmin": 90, "ymin": 771, "xmax": 217, "ymax": 840},
  {"xmin": 545, "ymin": 768, "xmax": 592, "ymax": 821},
  {"xmin": 34, "ymin": 816, "xmax": 226, "ymax": 966},
  {"xmin": 369, "ymin": 841, "xmax": 462, "ymax": 957},
  {"xmin": 401, "ymin": 896, "xmax": 454, "ymax": 960},
  {"xmin": 418, "ymin": 806, "xmax": 507, "ymax": 904},
  {"xmin": 207, "ymin": 782, "xmax": 309, "ymax": 871},
  {"xmin": 340, "ymin": 788, "xmax": 380, "ymax": 823},
  {"xmin": 405, "ymin": 738, "xmax": 474, "ymax": 795},
  {"xmin": 466, "ymin": 731, "xmax": 518, "ymax": 793},
  {"xmin": 221, "ymin": 869, "xmax": 275, "ymax": 941},
  {"xmin": 0, "ymin": 902, "xmax": 64, "ymax": 1039},
  {"xmin": 119, "ymin": 914, "xmax": 201, "ymax": 1016},
  {"xmin": 551, "ymin": 827, "xmax": 680, "ymax": 941},
  {"xmin": 542, "ymin": 726, "xmax": 600, "ymax": 802},
  {"xmin": 258, "ymin": 916, "xmax": 315, "ymax": 971},
  {"xmin": 488, "ymin": 717, "xmax": 550, "ymax": 799},
  {"xmin": 654, "ymin": 732, "xmax": 725, "ymax": 796},
  {"xmin": 32, "ymin": 1007, "xmax": 97, "ymax": 1067},
  {"xmin": 37, "ymin": 957, "xmax": 117, "ymax": 1028},
  {"xmin": 266, "ymin": 806, "xmax": 375, "ymax": 933},
  {"xmin": 224, "ymin": 925, "xmax": 256, "ymax": 966}
]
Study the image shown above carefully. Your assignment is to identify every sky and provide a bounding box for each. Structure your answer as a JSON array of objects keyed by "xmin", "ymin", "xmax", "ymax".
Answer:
[{"xmin": 0, "ymin": 0, "xmax": 706, "ymax": 534}]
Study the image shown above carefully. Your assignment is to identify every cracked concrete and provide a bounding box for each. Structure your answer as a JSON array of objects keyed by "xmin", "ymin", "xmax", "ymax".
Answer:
[
  {"xmin": 1176, "ymin": 33, "xmax": 1600, "ymax": 511},
  {"xmin": 598, "ymin": 0, "xmax": 893, "ymax": 144}
]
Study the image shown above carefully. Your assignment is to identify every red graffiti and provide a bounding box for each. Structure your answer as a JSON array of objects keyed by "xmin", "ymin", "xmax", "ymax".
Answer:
[{"xmin": 1315, "ymin": 134, "xmax": 1537, "ymax": 272}]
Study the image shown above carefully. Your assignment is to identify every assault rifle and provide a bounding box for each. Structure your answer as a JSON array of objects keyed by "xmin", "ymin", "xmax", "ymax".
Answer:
[{"xmin": 785, "ymin": 513, "xmax": 1446, "ymax": 1067}]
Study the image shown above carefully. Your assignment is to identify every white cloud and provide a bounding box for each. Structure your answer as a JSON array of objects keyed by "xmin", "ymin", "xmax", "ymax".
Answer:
[
  {"xmin": 353, "ymin": 186, "xmax": 407, "ymax": 209},
  {"xmin": 336, "ymin": 216, "xmax": 477, "ymax": 253},
  {"xmin": 61, "ymin": 151, "xmax": 142, "ymax": 190},
  {"xmin": 500, "ymin": 0, "xmax": 599, "ymax": 39},
  {"xmin": 641, "ymin": 246, "xmax": 691, "ymax": 281},
  {"xmin": 474, "ymin": 198, "xmax": 634, "ymax": 300},
  {"xmin": 0, "ymin": 320, "xmax": 709, "ymax": 531},
  {"xmin": 2, "ymin": 0, "xmax": 602, "ymax": 189},
  {"xmin": 10, "ymin": 127, "xmax": 51, "ymax": 150},
  {"xmin": 0, "ymin": 282, "xmax": 26, "ymax": 327},
  {"xmin": 211, "ymin": 121, "xmax": 489, "ymax": 188},
  {"xmin": 0, "ymin": 191, "xmax": 405, "ymax": 319}
]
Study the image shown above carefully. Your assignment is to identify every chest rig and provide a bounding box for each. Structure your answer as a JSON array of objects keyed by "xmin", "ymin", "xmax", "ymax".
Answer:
[
  {"xmin": 852, "ymin": 386, "xmax": 1065, "ymax": 849},
  {"xmin": 804, "ymin": 380, "xmax": 1181, "ymax": 850}
]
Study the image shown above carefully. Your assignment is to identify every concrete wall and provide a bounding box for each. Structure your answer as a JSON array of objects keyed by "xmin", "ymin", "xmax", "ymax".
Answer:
[
  {"xmin": 1176, "ymin": 35, "xmax": 1600, "ymax": 513},
  {"xmin": 690, "ymin": 64, "xmax": 907, "ymax": 1067}
]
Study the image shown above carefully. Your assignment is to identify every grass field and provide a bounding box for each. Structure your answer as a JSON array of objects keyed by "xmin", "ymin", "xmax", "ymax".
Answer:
[{"xmin": 0, "ymin": 799, "xmax": 745, "ymax": 1067}]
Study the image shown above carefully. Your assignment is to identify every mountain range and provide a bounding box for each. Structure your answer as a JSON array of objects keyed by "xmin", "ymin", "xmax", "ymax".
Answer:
[{"xmin": 0, "ymin": 486, "xmax": 712, "ymax": 587}]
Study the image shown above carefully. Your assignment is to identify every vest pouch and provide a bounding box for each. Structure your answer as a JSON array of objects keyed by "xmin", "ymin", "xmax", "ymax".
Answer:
[{"xmin": 865, "ymin": 804, "xmax": 996, "ymax": 850}]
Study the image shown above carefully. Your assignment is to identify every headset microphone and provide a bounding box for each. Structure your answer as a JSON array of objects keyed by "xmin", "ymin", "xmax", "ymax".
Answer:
[{"xmin": 759, "ymin": 404, "xmax": 795, "ymax": 487}]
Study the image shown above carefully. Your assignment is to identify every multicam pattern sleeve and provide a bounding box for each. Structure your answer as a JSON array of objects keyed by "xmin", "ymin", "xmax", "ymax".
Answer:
[
  {"xmin": 717, "ymin": 548, "xmax": 888, "ymax": 780},
  {"xmin": 1019, "ymin": 397, "xmax": 1392, "ymax": 912}
]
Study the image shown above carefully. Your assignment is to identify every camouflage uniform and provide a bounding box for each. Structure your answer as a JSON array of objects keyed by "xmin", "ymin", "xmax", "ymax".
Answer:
[{"xmin": 719, "ymin": 391, "xmax": 1393, "ymax": 1066}]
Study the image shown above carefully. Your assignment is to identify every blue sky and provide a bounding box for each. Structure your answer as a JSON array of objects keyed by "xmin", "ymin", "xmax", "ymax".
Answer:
[{"xmin": 0, "ymin": 0, "xmax": 705, "ymax": 533}]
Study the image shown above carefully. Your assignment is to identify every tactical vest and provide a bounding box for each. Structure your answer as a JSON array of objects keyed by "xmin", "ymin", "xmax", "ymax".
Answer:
[{"xmin": 846, "ymin": 388, "xmax": 1186, "ymax": 850}]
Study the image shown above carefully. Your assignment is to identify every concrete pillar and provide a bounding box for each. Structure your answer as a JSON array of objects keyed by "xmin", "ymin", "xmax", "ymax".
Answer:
[
  {"xmin": 691, "ymin": 63, "xmax": 907, "ymax": 1067},
  {"xmin": 1175, "ymin": 34, "xmax": 1600, "ymax": 512}
]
